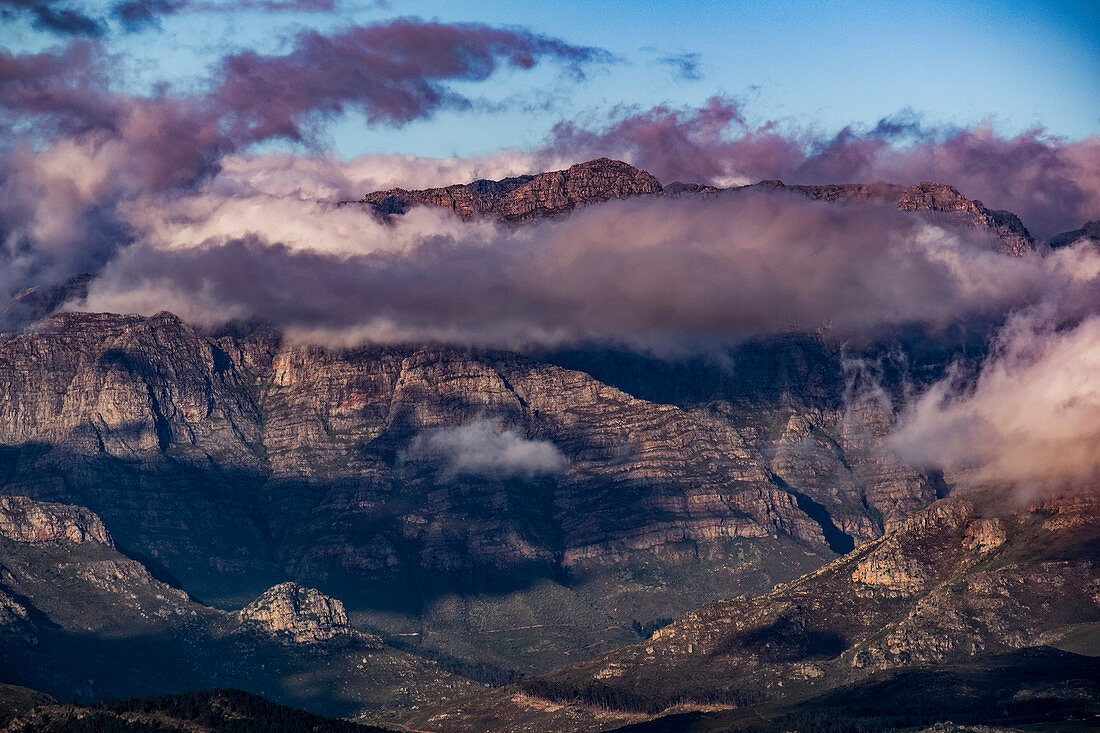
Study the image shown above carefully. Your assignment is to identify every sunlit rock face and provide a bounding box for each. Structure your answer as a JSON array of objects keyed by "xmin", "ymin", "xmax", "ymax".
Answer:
[
  {"xmin": 0, "ymin": 496, "xmax": 111, "ymax": 545},
  {"xmin": 236, "ymin": 582, "xmax": 368, "ymax": 644}
]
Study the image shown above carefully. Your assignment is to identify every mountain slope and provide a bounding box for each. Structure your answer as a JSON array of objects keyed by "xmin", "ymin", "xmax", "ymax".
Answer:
[
  {"xmin": 397, "ymin": 493, "xmax": 1100, "ymax": 731},
  {"xmin": 0, "ymin": 496, "xmax": 478, "ymax": 719},
  {"xmin": 4, "ymin": 689, "xmax": 393, "ymax": 732}
]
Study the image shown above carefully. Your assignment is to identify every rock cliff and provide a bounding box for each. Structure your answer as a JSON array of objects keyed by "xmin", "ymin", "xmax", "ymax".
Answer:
[
  {"xmin": 237, "ymin": 582, "xmax": 373, "ymax": 644},
  {"xmin": 0, "ymin": 496, "xmax": 111, "ymax": 545},
  {"xmin": 0, "ymin": 497, "xmax": 475, "ymax": 718}
]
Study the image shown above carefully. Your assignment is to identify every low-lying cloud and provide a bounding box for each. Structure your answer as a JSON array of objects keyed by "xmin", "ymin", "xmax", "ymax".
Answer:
[
  {"xmin": 76, "ymin": 184, "xmax": 1100, "ymax": 350},
  {"xmin": 404, "ymin": 419, "xmax": 567, "ymax": 479},
  {"xmin": 890, "ymin": 311, "xmax": 1100, "ymax": 495}
]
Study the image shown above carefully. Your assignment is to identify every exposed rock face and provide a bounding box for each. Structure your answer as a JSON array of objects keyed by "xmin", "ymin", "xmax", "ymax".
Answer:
[
  {"xmin": 0, "ymin": 311, "xmax": 946, "ymax": 675},
  {"xmin": 896, "ymin": 182, "xmax": 1034, "ymax": 255},
  {"xmin": 758, "ymin": 180, "xmax": 1034, "ymax": 254},
  {"xmin": 0, "ymin": 496, "xmax": 111, "ymax": 545},
  {"xmin": 405, "ymin": 494, "xmax": 1100, "ymax": 732},
  {"xmin": 361, "ymin": 158, "xmax": 663, "ymax": 222},
  {"xmin": 237, "ymin": 582, "xmax": 366, "ymax": 644}
]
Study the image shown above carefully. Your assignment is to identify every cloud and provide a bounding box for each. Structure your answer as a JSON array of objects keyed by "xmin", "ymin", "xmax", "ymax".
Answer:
[
  {"xmin": 656, "ymin": 52, "xmax": 702, "ymax": 81},
  {"xmin": 890, "ymin": 310, "xmax": 1100, "ymax": 495},
  {"xmin": 0, "ymin": 0, "xmax": 105, "ymax": 37},
  {"xmin": 545, "ymin": 99, "xmax": 1100, "ymax": 236},
  {"xmin": 404, "ymin": 419, "xmax": 567, "ymax": 479},
  {"xmin": 73, "ymin": 183, "xmax": 1100, "ymax": 350},
  {"xmin": 114, "ymin": 0, "xmax": 346, "ymax": 31},
  {"xmin": 210, "ymin": 20, "xmax": 608, "ymax": 140},
  {"xmin": 0, "ymin": 23, "xmax": 606, "ymax": 303}
]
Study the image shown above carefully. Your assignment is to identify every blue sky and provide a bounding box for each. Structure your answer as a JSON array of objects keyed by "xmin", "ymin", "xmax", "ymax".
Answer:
[{"xmin": 2, "ymin": 0, "xmax": 1098, "ymax": 159}]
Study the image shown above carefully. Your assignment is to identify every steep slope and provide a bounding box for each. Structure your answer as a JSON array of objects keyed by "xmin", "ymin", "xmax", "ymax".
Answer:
[
  {"xmin": 399, "ymin": 493, "xmax": 1100, "ymax": 732},
  {"xmin": 0, "ymin": 311, "xmax": 941, "ymax": 675},
  {"xmin": 609, "ymin": 647, "xmax": 1100, "ymax": 732},
  {"xmin": 0, "ymin": 496, "xmax": 478, "ymax": 718}
]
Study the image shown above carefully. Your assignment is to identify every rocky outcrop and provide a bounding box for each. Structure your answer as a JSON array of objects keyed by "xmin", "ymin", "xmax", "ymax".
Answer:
[
  {"xmin": 757, "ymin": 180, "xmax": 1034, "ymax": 254},
  {"xmin": 361, "ymin": 158, "xmax": 663, "ymax": 222},
  {"xmin": 237, "ymin": 582, "xmax": 374, "ymax": 645},
  {"xmin": 0, "ymin": 496, "xmax": 111, "ymax": 545},
  {"xmin": 896, "ymin": 182, "xmax": 1034, "ymax": 254},
  {"xmin": 0, "ymin": 498, "xmax": 477, "ymax": 718}
]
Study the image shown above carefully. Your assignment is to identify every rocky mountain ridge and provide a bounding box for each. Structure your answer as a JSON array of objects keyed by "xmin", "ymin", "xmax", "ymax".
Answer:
[
  {"xmin": 361, "ymin": 158, "xmax": 663, "ymax": 222},
  {"xmin": 360, "ymin": 158, "xmax": 1036, "ymax": 253}
]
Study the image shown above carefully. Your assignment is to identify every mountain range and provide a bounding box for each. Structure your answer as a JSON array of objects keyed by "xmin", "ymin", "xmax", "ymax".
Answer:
[{"xmin": 1, "ymin": 159, "xmax": 1097, "ymax": 731}]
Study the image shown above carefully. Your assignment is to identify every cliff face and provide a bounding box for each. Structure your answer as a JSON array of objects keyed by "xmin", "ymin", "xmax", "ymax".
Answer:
[
  {"xmin": 361, "ymin": 157, "xmax": 663, "ymax": 222},
  {"xmin": 236, "ymin": 582, "xmax": 371, "ymax": 644},
  {"xmin": 405, "ymin": 493, "xmax": 1100, "ymax": 732},
  {"xmin": 0, "ymin": 311, "xmax": 944, "ymax": 675}
]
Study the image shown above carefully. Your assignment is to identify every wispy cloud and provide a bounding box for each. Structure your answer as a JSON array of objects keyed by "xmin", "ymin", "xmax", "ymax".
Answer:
[
  {"xmin": 404, "ymin": 419, "xmax": 567, "ymax": 479},
  {"xmin": 0, "ymin": 0, "xmax": 105, "ymax": 37},
  {"xmin": 655, "ymin": 52, "xmax": 702, "ymax": 81},
  {"xmin": 0, "ymin": 23, "xmax": 608, "ymax": 299}
]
